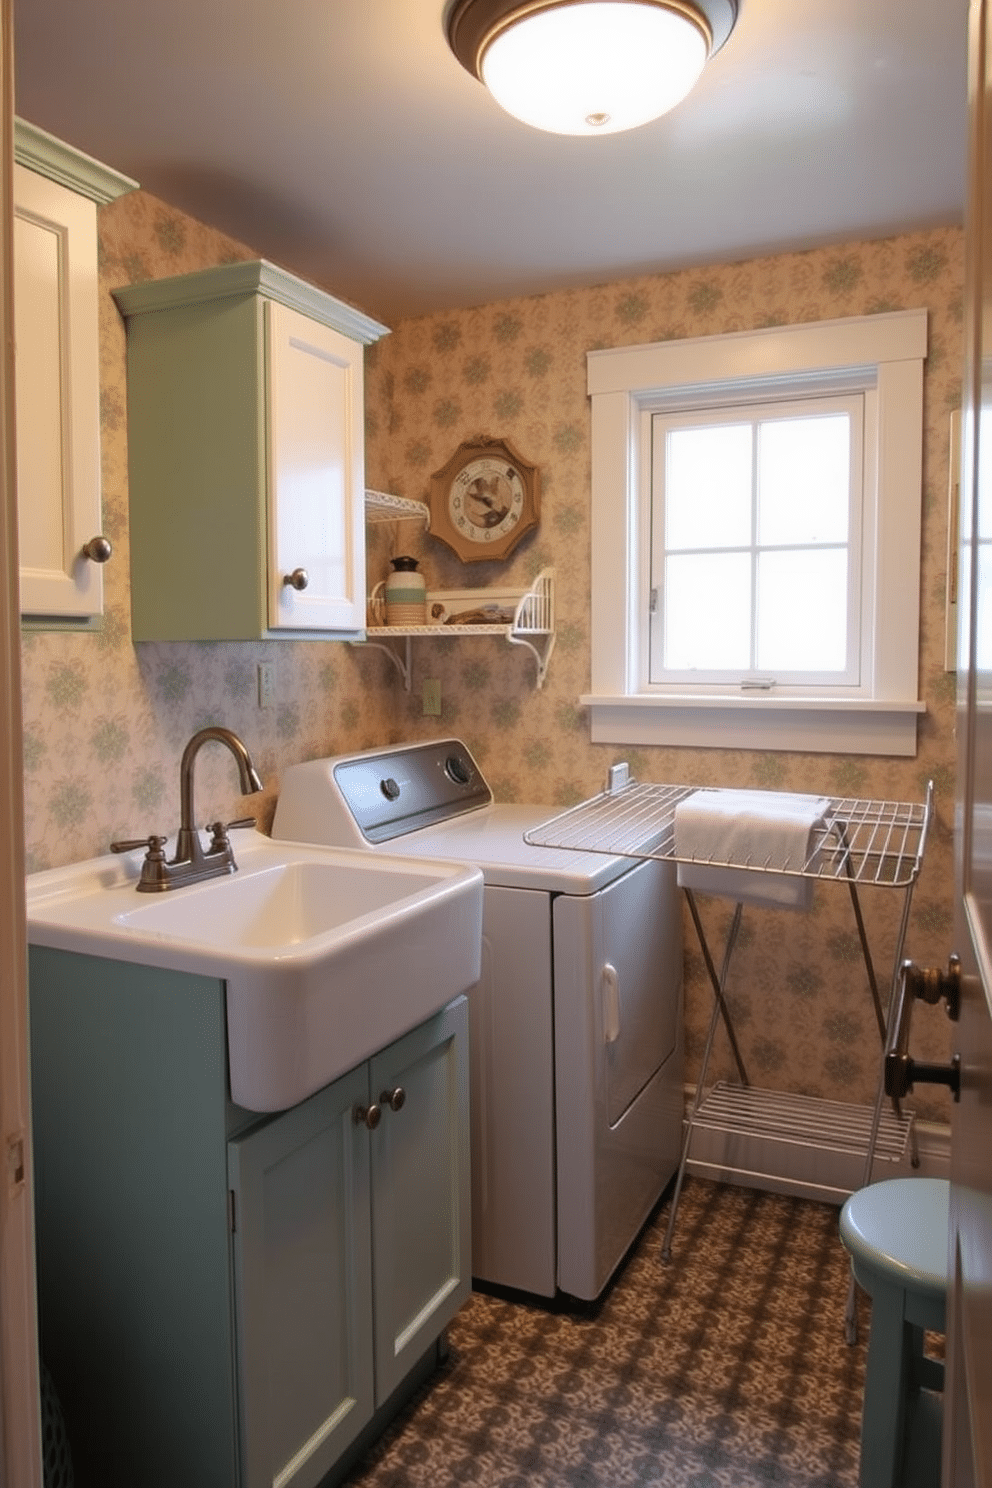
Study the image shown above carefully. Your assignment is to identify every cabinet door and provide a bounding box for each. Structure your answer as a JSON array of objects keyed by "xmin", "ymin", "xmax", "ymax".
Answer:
[
  {"xmin": 228, "ymin": 1065, "xmax": 374, "ymax": 1488},
  {"xmin": 14, "ymin": 164, "xmax": 104, "ymax": 619},
  {"xmin": 266, "ymin": 299, "xmax": 366, "ymax": 633},
  {"xmin": 369, "ymin": 997, "xmax": 471, "ymax": 1404}
]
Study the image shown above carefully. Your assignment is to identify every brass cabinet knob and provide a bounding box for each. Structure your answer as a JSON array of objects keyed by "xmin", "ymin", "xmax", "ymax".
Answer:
[
  {"xmin": 354, "ymin": 1103, "xmax": 381, "ymax": 1130},
  {"xmin": 82, "ymin": 535, "xmax": 113, "ymax": 563},
  {"xmin": 283, "ymin": 567, "xmax": 309, "ymax": 591},
  {"xmin": 380, "ymin": 1086, "xmax": 406, "ymax": 1112}
]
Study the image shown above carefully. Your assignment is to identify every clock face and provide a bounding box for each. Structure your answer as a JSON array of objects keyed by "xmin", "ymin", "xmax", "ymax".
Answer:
[
  {"xmin": 429, "ymin": 438, "xmax": 540, "ymax": 562},
  {"xmin": 449, "ymin": 458, "xmax": 526, "ymax": 545}
]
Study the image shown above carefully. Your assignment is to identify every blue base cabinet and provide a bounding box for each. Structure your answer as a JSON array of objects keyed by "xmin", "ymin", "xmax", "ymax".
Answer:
[{"xmin": 29, "ymin": 946, "xmax": 470, "ymax": 1488}]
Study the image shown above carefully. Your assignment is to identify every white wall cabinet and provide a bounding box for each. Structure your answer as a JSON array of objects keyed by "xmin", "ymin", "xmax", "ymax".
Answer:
[
  {"xmin": 112, "ymin": 261, "xmax": 388, "ymax": 641},
  {"xmin": 28, "ymin": 946, "xmax": 469, "ymax": 1488},
  {"xmin": 13, "ymin": 120, "xmax": 136, "ymax": 623}
]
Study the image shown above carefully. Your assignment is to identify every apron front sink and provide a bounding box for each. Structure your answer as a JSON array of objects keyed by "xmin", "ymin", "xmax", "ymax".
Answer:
[{"xmin": 26, "ymin": 833, "xmax": 483, "ymax": 1110}]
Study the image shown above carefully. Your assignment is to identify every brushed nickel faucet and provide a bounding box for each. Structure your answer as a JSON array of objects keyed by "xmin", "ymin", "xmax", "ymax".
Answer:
[{"xmin": 112, "ymin": 727, "xmax": 264, "ymax": 892}]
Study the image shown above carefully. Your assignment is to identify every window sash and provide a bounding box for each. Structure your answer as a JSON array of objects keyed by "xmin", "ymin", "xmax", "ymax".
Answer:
[{"xmin": 648, "ymin": 394, "xmax": 865, "ymax": 689}]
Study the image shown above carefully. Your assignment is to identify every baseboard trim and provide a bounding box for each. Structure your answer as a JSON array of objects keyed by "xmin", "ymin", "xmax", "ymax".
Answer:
[{"xmin": 682, "ymin": 1083, "xmax": 950, "ymax": 1204}]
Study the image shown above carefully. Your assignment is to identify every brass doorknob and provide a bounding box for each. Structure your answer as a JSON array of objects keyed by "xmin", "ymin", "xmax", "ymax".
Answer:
[{"xmin": 884, "ymin": 956, "xmax": 962, "ymax": 1114}]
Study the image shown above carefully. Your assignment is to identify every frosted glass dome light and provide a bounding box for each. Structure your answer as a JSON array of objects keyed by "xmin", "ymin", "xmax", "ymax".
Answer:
[{"xmin": 446, "ymin": 0, "xmax": 738, "ymax": 138}]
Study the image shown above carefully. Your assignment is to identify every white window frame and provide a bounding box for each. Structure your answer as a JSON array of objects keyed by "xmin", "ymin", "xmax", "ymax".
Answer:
[{"xmin": 585, "ymin": 310, "xmax": 927, "ymax": 756}]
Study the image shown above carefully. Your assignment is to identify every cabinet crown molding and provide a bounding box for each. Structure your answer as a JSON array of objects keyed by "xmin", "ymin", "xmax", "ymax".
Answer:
[
  {"xmin": 14, "ymin": 118, "xmax": 138, "ymax": 204},
  {"xmin": 112, "ymin": 259, "xmax": 390, "ymax": 345}
]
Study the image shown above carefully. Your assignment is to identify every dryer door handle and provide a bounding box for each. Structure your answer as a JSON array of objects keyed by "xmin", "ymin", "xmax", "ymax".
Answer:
[{"xmin": 602, "ymin": 963, "xmax": 620, "ymax": 1044}]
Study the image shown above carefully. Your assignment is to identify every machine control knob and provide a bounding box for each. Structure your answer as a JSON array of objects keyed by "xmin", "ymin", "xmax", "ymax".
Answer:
[
  {"xmin": 354, "ymin": 1103, "xmax": 381, "ymax": 1130},
  {"xmin": 380, "ymin": 1086, "xmax": 406, "ymax": 1112},
  {"xmin": 380, "ymin": 777, "xmax": 401, "ymax": 801},
  {"xmin": 445, "ymin": 754, "xmax": 472, "ymax": 786}
]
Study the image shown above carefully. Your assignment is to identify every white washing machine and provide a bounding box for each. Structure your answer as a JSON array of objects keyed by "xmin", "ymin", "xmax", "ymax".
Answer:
[{"xmin": 271, "ymin": 738, "xmax": 683, "ymax": 1302}]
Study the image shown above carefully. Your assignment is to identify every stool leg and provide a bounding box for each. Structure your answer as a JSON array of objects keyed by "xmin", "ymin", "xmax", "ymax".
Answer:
[{"xmin": 859, "ymin": 1278, "xmax": 917, "ymax": 1488}]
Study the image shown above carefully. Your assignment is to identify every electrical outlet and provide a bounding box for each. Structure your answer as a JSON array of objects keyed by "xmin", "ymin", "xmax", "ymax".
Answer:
[
  {"xmin": 422, "ymin": 678, "xmax": 442, "ymax": 716},
  {"xmin": 257, "ymin": 662, "xmax": 276, "ymax": 709}
]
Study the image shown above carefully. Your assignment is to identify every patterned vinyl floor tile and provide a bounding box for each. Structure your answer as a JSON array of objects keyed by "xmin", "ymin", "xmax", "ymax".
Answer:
[{"xmin": 343, "ymin": 1178, "xmax": 871, "ymax": 1488}]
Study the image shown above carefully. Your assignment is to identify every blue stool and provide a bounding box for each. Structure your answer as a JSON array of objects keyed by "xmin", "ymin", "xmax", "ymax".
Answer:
[{"xmin": 840, "ymin": 1177, "xmax": 948, "ymax": 1488}]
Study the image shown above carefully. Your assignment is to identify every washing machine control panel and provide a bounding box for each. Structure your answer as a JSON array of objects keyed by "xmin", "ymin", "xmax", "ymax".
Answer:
[{"xmin": 331, "ymin": 739, "xmax": 493, "ymax": 843}]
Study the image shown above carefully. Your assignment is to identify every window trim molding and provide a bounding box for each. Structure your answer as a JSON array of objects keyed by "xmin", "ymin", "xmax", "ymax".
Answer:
[{"xmin": 584, "ymin": 309, "xmax": 928, "ymax": 756}]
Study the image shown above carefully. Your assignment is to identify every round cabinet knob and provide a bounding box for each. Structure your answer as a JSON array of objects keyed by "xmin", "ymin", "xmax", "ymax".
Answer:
[
  {"xmin": 82, "ymin": 535, "xmax": 113, "ymax": 563},
  {"xmin": 283, "ymin": 568, "xmax": 309, "ymax": 592},
  {"xmin": 354, "ymin": 1103, "xmax": 381, "ymax": 1130},
  {"xmin": 380, "ymin": 1086, "xmax": 406, "ymax": 1112}
]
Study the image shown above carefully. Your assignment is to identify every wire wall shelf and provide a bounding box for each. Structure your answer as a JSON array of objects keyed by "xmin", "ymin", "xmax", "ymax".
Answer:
[
  {"xmin": 358, "ymin": 568, "xmax": 555, "ymax": 691},
  {"xmin": 364, "ymin": 489, "xmax": 430, "ymax": 526}
]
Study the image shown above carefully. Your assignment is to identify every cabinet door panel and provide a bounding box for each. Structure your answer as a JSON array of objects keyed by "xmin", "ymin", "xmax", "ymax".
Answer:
[
  {"xmin": 14, "ymin": 164, "xmax": 103, "ymax": 618},
  {"xmin": 266, "ymin": 299, "xmax": 365, "ymax": 633},
  {"xmin": 229, "ymin": 1067, "xmax": 374, "ymax": 1488},
  {"xmin": 369, "ymin": 998, "xmax": 471, "ymax": 1403}
]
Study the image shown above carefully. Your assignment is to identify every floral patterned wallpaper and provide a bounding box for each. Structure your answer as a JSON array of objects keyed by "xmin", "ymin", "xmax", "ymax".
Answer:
[
  {"xmin": 19, "ymin": 181, "xmax": 962, "ymax": 1125},
  {"xmin": 20, "ymin": 190, "xmax": 395, "ymax": 873},
  {"xmin": 362, "ymin": 226, "xmax": 963, "ymax": 1123}
]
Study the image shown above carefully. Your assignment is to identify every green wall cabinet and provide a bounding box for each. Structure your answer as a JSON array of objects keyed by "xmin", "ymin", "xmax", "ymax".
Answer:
[
  {"xmin": 112, "ymin": 261, "xmax": 388, "ymax": 641},
  {"xmin": 29, "ymin": 946, "xmax": 469, "ymax": 1488}
]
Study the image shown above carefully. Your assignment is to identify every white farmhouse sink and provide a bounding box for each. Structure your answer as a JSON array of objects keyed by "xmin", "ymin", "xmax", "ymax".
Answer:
[{"xmin": 26, "ymin": 832, "xmax": 483, "ymax": 1112}]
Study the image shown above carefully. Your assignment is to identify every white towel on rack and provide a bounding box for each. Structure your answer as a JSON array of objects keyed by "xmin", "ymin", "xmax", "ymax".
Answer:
[{"xmin": 674, "ymin": 789, "xmax": 831, "ymax": 910}]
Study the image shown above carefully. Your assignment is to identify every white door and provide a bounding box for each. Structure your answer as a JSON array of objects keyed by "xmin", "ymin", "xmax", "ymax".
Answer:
[
  {"xmin": 265, "ymin": 299, "xmax": 366, "ymax": 634},
  {"xmin": 945, "ymin": 2, "xmax": 992, "ymax": 1480}
]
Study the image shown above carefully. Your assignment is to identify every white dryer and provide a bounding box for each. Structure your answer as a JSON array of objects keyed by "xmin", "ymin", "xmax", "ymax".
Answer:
[{"xmin": 272, "ymin": 739, "xmax": 683, "ymax": 1301}]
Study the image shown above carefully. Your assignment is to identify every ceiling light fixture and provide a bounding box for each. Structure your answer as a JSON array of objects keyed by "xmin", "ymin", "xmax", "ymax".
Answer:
[{"xmin": 446, "ymin": 0, "xmax": 738, "ymax": 137}]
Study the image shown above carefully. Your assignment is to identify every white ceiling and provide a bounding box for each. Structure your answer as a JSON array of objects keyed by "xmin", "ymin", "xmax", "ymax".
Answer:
[{"xmin": 14, "ymin": 0, "xmax": 969, "ymax": 325}]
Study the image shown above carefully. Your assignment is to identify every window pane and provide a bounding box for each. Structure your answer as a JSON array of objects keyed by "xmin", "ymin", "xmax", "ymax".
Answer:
[
  {"xmin": 666, "ymin": 424, "xmax": 752, "ymax": 549},
  {"xmin": 756, "ymin": 549, "xmax": 848, "ymax": 671},
  {"xmin": 663, "ymin": 552, "xmax": 751, "ymax": 669},
  {"xmin": 757, "ymin": 415, "xmax": 850, "ymax": 546}
]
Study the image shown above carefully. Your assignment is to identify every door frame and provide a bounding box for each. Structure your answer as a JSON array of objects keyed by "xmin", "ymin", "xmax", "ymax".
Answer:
[{"xmin": 0, "ymin": 0, "xmax": 43, "ymax": 1479}]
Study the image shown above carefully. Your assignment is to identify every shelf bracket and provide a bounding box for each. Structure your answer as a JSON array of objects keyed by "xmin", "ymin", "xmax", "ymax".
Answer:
[{"xmin": 507, "ymin": 628, "xmax": 556, "ymax": 690}]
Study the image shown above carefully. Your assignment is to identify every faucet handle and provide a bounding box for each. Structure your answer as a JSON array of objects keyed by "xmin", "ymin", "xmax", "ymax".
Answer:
[
  {"xmin": 206, "ymin": 817, "xmax": 257, "ymax": 851},
  {"xmin": 111, "ymin": 834, "xmax": 168, "ymax": 855},
  {"xmin": 111, "ymin": 835, "xmax": 171, "ymax": 890}
]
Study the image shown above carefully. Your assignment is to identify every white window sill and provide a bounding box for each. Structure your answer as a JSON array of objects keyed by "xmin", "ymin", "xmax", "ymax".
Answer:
[{"xmin": 580, "ymin": 694, "xmax": 926, "ymax": 756}]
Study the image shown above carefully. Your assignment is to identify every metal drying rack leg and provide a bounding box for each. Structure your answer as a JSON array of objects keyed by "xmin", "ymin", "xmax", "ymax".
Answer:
[
  {"xmin": 843, "ymin": 868, "xmax": 922, "ymax": 1345},
  {"xmin": 662, "ymin": 893, "xmax": 747, "ymax": 1263}
]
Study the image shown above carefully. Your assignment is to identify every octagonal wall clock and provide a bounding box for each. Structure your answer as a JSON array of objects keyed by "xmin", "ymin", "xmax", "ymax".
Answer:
[{"xmin": 428, "ymin": 436, "xmax": 540, "ymax": 563}]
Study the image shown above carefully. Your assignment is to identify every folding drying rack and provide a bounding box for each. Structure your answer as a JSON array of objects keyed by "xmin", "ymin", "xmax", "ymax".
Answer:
[{"xmin": 524, "ymin": 772, "xmax": 933, "ymax": 1275}]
